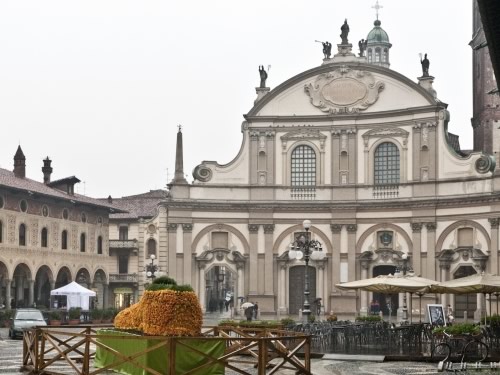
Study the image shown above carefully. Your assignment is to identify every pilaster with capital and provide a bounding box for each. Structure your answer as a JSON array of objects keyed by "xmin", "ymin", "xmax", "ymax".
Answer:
[
  {"xmin": 182, "ymin": 224, "xmax": 193, "ymax": 285},
  {"xmin": 426, "ymin": 223, "xmax": 437, "ymax": 280},
  {"xmin": 330, "ymin": 224, "xmax": 342, "ymax": 291},
  {"xmin": 360, "ymin": 260, "xmax": 369, "ymax": 314},
  {"xmin": 263, "ymin": 224, "xmax": 275, "ymax": 296},
  {"xmin": 248, "ymin": 224, "xmax": 260, "ymax": 295},
  {"xmin": 346, "ymin": 224, "xmax": 357, "ymax": 281},
  {"xmin": 411, "ymin": 222, "xmax": 423, "ymax": 276},
  {"xmin": 167, "ymin": 223, "xmax": 178, "ymax": 279},
  {"xmin": 490, "ymin": 218, "xmax": 499, "ymax": 275},
  {"xmin": 279, "ymin": 264, "xmax": 287, "ymax": 312},
  {"xmin": 198, "ymin": 264, "xmax": 206, "ymax": 312}
]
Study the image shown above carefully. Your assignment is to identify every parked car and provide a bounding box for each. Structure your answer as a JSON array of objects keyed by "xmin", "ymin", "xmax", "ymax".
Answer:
[{"xmin": 9, "ymin": 308, "xmax": 47, "ymax": 339}]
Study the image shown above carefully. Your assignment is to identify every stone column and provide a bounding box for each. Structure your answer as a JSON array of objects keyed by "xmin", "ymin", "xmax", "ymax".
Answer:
[
  {"xmin": 103, "ymin": 283, "xmax": 109, "ymax": 308},
  {"xmin": 279, "ymin": 264, "xmax": 287, "ymax": 312},
  {"xmin": 411, "ymin": 223, "xmax": 423, "ymax": 277},
  {"xmin": 440, "ymin": 264, "xmax": 450, "ymax": 306},
  {"xmin": 346, "ymin": 224, "xmax": 357, "ymax": 281},
  {"xmin": 248, "ymin": 224, "xmax": 259, "ymax": 295},
  {"xmin": 318, "ymin": 264, "xmax": 324, "ymax": 311},
  {"xmin": 5, "ymin": 279, "xmax": 11, "ymax": 309},
  {"xmin": 199, "ymin": 265, "xmax": 206, "ymax": 312},
  {"xmin": 28, "ymin": 280, "xmax": 34, "ymax": 306},
  {"xmin": 330, "ymin": 224, "xmax": 342, "ymax": 291},
  {"xmin": 167, "ymin": 223, "xmax": 178, "ymax": 280},
  {"xmin": 182, "ymin": 224, "xmax": 193, "ymax": 286},
  {"xmin": 360, "ymin": 260, "xmax": 369, "ymax": 316},
  {"xmin": 489, "ymin": 218, "xmax": 499, "ymax": 275},
  {"xmin": 263, "ymin": 224, "xmax": 275, "ymax": 296},
  {"xmin": 426, "ymin": 223, "xmax": 437, "ymax": 281}
]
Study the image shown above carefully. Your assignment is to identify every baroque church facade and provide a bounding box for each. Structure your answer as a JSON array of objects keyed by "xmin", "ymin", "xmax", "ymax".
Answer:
[{"xmin": 107, "ymin": 11, "xmax": 500, "ymax": 321}]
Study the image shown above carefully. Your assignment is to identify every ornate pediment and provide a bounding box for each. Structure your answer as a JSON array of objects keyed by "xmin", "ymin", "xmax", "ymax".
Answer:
[
  {"xmin": 362, "ymin": 128, "xmax": 409, "ymax": 147},
  {"xmin": 304, "ymin": 66, "xmax": 384, "ymax": 114},
  {"xmin": 280, "ymin": 129, "xmax": 327, "ymax": 141}
]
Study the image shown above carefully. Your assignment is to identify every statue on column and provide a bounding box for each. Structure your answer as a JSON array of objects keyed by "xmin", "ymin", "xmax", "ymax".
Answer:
[
  {"xmin": 420, "ymin": 53, "xmax": 430, "ymax": 77},
  {"xmin": 258, "ymin": 65, "xmax": 268, "ymax": 88},
  {"xmin": 340, "ymin": 19, "xmax": 350, "ymax": 44}
]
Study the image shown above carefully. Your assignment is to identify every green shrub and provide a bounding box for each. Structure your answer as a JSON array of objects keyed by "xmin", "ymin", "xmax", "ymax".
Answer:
[
  {"xmin": 68, "ymin": 307, "xmax": 81, "ymax": 320},
  {"xmin": 487, "ymin": 314, "xmax": 500, "ymax": 326},
  {"xmin": 102, "ymin": 308, "xmax": 117, "ymax": 320},
  {"xmin": 435, "ymin": 323, "xmax": 481, "ymax": 336},
  {"xmin": 48, "ymin": 310, "xmax": 62, "ymax": 320},
  {"xmin": 0, "ymin": 310, "xmax": 13, "ymax": 325},
  {"xmin": 152, "ymin": 276, "xmax": 177, "ymax": 286},
  {"xmin": 146, "ymin": 283, "xmax": 193, "ymax": 292},
  {"xmin": 280, "ymin": 318, "xmax": 296, "ymax": 327},
  {"xmin": 90, "ymin": 309, "xmax": 102, "ymax": 320}
]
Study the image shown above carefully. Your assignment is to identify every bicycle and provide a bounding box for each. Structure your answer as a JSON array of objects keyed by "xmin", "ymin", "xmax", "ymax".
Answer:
[{"xmin": 431, "ymin": 330, "xmax": 489, "ymax": 363}]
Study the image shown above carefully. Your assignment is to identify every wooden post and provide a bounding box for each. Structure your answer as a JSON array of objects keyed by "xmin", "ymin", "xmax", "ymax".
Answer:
[
  {"xmin": 168, "ymin": 338, "xmax": 176, "ymax": 375},
  {"xmin": 258, "ymin": 338, "xmax": 267, "ymax": 375},
  {"xmin": 304, "ymin": 336, "xmax": 311, "ymax": 372},
  {"xmin": 82, "ymin": 327, "xmax": 91, "ymax": 374}
]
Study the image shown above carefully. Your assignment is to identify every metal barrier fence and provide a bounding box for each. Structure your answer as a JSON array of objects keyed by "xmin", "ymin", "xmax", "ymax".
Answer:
[{"xmin": 22, "ymin": 325, "xmax": 311, "ymax": 375}]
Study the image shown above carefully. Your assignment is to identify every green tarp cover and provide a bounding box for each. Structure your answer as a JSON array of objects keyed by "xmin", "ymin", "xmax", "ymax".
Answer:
[{"xmin": 94, "ymin": 330, "xmax": 225, "ymax": 375}]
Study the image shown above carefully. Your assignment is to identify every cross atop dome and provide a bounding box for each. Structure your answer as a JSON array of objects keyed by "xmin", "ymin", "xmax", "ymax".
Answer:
[{"xmin": 372, "ymin": 0, "xmax": 383, "ymax": 20}]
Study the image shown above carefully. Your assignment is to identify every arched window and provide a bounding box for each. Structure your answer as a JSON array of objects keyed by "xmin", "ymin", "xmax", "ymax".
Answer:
[
  {"xmin": 291, "ymin": 145, "xmax": 316, "ymax": 187},
  {"xmin": 61, "ymin": 230, "xmax": 68, "ymax": 250},
  {"xmin": 367, "ymin": 48, "xmax": 372, "ymax": 63},
  {"xmin": 375, "ymin": 48, "xmax": 381, "ymax": 62},
  {"xmin": 97, "ymin": 236, "xmax": 103, "ymax": 254},
  {"xmin": 19, "ymin": 223, "xmax": 26, "ymax": 246},
  {"xmin": 383, "ymin": 48, "xmax": 388, "ymax": 62},
  {"xmin": 374, "ymin": 142, "xmax": 400, "ymax": 185},
  {"xmin": 80, "ymin": 233, "xmax": 86, "ymax": 252},
  {"xmin": 41, "ymin": 227, "xmax": 48, "ymax": 248},
  {"xmin": 147, "ymin": 238, "xmax": 157, "ymax": 257}
]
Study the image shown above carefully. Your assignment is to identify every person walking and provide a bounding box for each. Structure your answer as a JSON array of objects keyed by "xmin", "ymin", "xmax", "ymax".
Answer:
[{"xmin": 253, "ymin": 302, "xmax": 259, "ymax": 319}]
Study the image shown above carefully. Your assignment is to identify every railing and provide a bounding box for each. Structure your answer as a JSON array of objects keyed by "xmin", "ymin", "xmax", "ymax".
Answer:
[
  {"xmin": 373, "ymin": 184, "xmax": 399, "ymax": 199},
  {"xmin": 108, "ymin": 239, "xmax": 138, "ymax": 249},
  {"xmin": 22, "ymin": 325, "xmax": 311, "ymax": 375},
  {"xmin": 108, "ymin": 273, "xmax": 138, "ymax": 283},
  {"xmin": 291, "ymin": 187, "xmax": 316, "ymax": 200}
]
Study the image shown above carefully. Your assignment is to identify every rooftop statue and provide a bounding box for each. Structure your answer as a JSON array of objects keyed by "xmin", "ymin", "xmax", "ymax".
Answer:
[
  {"xmin": 340, "ymin": 19, "xmax": 350, "ymax": 44},
  {"xmin": 259, "ymin": 65, "xmax": 268, "ymax": 88},
  {"xmin": 420, "ymin": 53, "xmax": 430, "ymax": 77},
  {"xmin": 358, "ymin": 39, "xmax": 367, "ymax": 57},
  {"xmin": 322, "ymin": 41, "xmax": 332, "ymax": 59}
]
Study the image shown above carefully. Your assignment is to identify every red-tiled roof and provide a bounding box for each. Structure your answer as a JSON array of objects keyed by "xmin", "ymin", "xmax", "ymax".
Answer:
[{"xmin": 0, "ymin": 167, "xmax": 122, "ymax": 212}]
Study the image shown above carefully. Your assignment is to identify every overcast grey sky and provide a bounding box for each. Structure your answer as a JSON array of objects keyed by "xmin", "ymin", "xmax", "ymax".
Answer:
[{"xmin": 0, "ymin": 1, "xmax": 473, "ymax": 198}]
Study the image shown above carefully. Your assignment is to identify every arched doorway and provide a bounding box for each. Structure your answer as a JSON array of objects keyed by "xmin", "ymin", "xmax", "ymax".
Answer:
[
  {"xmin": 93, "ymin": 269, "xmax": 107, "ymax": 310},
  {"xmin": 205, "ymin": 265, "xmax": 236, "ymax": 313},
  {"xmin": 454, "ymin": 266, "xmax": 477, "ymax": 320},
  {"xmin": 12, "ymin": 263, "xmax": 32, "ymax": 308},
  {"xmin": 34, "ymin": 266, "xmax": 53, "ymax": 308},
  {"xmin": 373, "ymin": 265, "xmax": 398, "ymax": 316},
  {"xmin": 289, "ymin": 266, "xmax": 316, "ymax": 315},
  {"xmin": 55, "ymin": 267, "xmax": 72, "ymax": 288}
]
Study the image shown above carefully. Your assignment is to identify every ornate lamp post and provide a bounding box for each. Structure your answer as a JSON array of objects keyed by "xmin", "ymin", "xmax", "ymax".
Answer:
[
  {"xmin": 395, "ymin": 253, "xmax": 413, "ymax": 322},
  {"xmin": 144, "ymin": 254, "xmax": 163, "ymax": 280},
  {"xmin": 288, "ymin": 220, "xmax": 326, "ymax": 323}
]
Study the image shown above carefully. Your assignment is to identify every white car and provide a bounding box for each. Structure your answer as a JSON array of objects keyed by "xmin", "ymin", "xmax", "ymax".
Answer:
[{"xmin": 9, "ymin": 309, "xmax": 47, "ymax": 339}]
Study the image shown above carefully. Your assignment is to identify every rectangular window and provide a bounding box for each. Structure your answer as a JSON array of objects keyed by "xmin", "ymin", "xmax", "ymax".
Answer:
[
  {"xmin": 118, "ymin": 255, "xmax": 129, "ymax": 274},
  {"xmin": 119, "ymin": 226, "xmax": 128, "ymax": 240}
]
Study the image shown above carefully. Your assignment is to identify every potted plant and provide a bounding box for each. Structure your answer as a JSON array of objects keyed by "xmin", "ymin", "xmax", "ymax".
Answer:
[
  {"xmin": 0, "ymin": 310, "xmax": 13, "ymax": 327},
  {"xmin": 90, "ymin": 309, "xmax": 103, "ymax": 324},
  {"xmin": 102, "ymin": 308, "xmax": 116, "ymax": 323},
  {"xmin": 68, "ymin": 307, "xmax": 81, "ymax": 325},
  {"xmin": 48, "ymin": 310, "xmax": 62, "ymax": 326}
]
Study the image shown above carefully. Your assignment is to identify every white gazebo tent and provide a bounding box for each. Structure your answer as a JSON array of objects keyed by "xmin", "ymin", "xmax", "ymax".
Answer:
[{"xmin": 50, "ymin": 281, "xmax": 96, "ymax": 310}]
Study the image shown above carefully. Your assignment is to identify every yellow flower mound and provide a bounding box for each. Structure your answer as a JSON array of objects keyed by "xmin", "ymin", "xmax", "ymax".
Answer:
[{"xmin": 114, "ymin": 289, "xmax": 202, "ymax": 337}]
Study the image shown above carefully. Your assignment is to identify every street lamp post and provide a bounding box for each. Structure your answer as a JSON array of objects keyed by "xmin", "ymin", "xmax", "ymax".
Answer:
[
  {"xmin": 288, "ymin": 220, "xmax": 326, "ymax": 323},
  {"xmin": 144, "ymin": 254, "xmax": 163, "ymax": 280},
  {"xmin": 395, "ymin": 253, "xmax": 413, "ymax": 322}
]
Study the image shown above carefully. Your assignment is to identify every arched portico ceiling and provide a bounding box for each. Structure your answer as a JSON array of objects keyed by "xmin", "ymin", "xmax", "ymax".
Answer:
[
  {"xmin": 35, "ymin": 265, "xmax": 54, "ymax": 284},
  {"xmin": 56, "ymin": 266, "xmax": 72, "ymax": 284},
  {"xmin": 13, "ymin": 263, "xmax": 32, "ymax": 279},
  {"xmin": 75, "ymin": 268, "xmax": 92, "ymax": 284},
  {"xmin": 272, "ymin": 224, "xmax": 333, "ymax": 254},
  {"xmin": 93, "ymin": 269, "xmax": 108, "ymax": 284}
]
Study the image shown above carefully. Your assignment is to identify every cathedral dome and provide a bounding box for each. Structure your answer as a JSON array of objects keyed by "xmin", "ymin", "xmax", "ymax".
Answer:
[{"xmin": 367, "ymin": 20, "xmax": 390, "ymax": 44}]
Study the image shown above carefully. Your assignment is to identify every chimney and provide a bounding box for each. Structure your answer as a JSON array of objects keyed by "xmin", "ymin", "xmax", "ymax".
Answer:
[
  {"xmin": 13, "ymin": 145, "xmax": 26, "ymax": 178},
  {"xmin": 170, "ymin": 126, "xmax": 188, "ymax": 185},
  {"xmin": 42, "ymin": 157, "xmax": 53, "ymax": 184}
]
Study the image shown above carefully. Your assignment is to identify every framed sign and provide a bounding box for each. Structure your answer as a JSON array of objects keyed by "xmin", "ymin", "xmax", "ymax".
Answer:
[{"xmin": 427, "ymin": 304, "xmax": 446, "ymax": 326}]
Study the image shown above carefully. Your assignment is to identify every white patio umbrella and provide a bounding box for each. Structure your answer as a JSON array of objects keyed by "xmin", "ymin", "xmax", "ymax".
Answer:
[
  {"xmin": 336, "ymin": 274, "xmax": 439, "ymax": 323},
  {"xmin": 241, "ymin": 302, "xmax": 254, "ymax": 309}
]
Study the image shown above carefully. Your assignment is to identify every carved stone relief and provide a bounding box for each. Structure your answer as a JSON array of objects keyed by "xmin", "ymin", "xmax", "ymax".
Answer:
[{"xmin": 304, "ymin": 67, "xmax": 384, "ymax": 114}]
